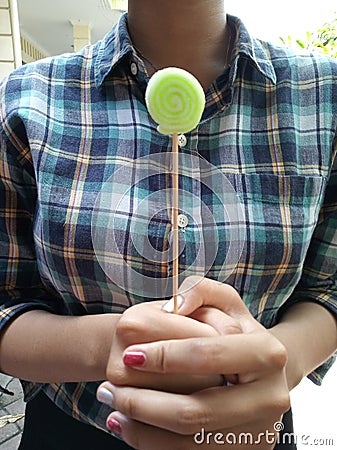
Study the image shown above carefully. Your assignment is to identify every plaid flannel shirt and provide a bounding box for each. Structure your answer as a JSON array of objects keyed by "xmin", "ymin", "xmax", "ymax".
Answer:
[{"xmin": 1, "ymin": 14, "xmax": 337, "ymax": 432}]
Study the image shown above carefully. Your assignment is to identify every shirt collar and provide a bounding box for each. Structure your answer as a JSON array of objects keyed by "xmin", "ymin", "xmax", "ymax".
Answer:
[
  {"xmin": 228, "ymin": 14, "xmax": 277, "ymax": 84},
  {"xmin": 94, "ymin": 13, "xmax": 277, "ymax": 88},
  {"xmin": 95, "ymin": 12, "xmax": 133, "ymax": 88}
]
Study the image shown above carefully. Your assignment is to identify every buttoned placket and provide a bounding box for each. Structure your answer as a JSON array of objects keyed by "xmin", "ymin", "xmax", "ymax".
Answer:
[{"xmin": 166, "ymin": 129, "xmax": 202, "ymax": 285}]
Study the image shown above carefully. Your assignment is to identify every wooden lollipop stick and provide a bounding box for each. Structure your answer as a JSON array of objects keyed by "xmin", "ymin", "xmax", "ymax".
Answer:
[
  {"xmin": 145, "ymin": 68, "xmax": 205, "ymax": 311},
  {"xmin": 172, "ymin": 133, "xmax": 179, "ymax": 314}
]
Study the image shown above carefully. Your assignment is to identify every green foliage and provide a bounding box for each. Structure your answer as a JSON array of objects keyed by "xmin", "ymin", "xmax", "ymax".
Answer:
[{"xmin": 280, "ymin": 14, "xmax": 337, "ymax": 58}]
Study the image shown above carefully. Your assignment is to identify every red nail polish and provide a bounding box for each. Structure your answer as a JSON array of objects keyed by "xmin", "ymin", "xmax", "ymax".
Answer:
[
  {"xmin": 123, "ymin": 351, "xmax": 146, "ymax": 367},
  {"xmin": 107, "ymin": 418, "xmax": 122, "ymax": 435}
]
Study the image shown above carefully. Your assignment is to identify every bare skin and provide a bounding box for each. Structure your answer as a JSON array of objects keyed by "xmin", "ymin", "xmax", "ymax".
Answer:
[
  {"xmin": 0, "ymin": 1, "xmax": 336, "ymax": 449},
  {"xmin": 100, "ymin": 278, "xmax": 337, "ymax": 450},
  {"xmin": 127, "ymin": 0, "xmax": 231, "ymax": 89}
]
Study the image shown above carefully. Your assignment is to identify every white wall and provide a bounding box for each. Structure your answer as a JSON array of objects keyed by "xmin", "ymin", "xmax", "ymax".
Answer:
[
  {"xmin": 0, "ymin": 0, "xmax": 21, "ymax": 80},
  {"xmin": 291, "ymin": 362, "xmax": 337, "ymax": 449}
]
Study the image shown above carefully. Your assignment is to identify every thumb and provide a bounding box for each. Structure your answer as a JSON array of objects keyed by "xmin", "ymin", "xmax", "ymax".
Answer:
[{"xmin": 164, "ymin": 276, "xmax": 261, "ymax": 333}]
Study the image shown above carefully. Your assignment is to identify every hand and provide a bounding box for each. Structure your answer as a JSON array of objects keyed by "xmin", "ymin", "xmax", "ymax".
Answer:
[
  {"xmin": 105, "ymin": 293, "xmax": 242, "ymax": 394},
  {"xmin": 99, "ymin": 277, "xmax": 291, "ymax": 449}
]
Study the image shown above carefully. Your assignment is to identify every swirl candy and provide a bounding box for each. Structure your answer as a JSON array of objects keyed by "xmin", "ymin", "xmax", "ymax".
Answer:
[
  {"xmin": 145, "ymin": 67, "xmax": 205, "ymax": 313},
  {"xmin": 145, "ymin": 67, "xmax": 205, "ymax": 135}
]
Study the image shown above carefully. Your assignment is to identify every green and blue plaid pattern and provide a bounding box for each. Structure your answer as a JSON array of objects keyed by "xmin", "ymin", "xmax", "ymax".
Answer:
[{"xmin": 0, "ymin": 14, "xmax": 336, "ymax": 432}]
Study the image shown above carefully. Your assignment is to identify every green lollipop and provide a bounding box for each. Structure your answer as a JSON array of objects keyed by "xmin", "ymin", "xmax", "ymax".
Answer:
[
  {"xmin": 145, "ymin": 67, "xmax": 205, "ymax": 313},
  {"xmin": 145, "ymin": 67, "xmax": 205, "ymax": 135}
]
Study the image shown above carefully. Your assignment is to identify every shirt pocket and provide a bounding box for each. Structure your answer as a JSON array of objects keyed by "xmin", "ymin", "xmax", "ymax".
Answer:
[{"xmin": 225, "ymin": 173, "xmax": 326, "ymax": 312}]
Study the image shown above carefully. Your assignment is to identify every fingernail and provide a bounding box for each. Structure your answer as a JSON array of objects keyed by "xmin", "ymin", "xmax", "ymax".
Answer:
[
  {"xmin": 97, "ymin": 387, "xmax": 115, "ymax": 407},
  {"xmin": 123, "ymin": 351, "xmax": 146, "ymax": 367},
  {"xmin": 107, "ymin": 417, "xmax": 122, "ymax": 436},
  {"xmin": 162, "ymin": 295, "xmax": 184, "ymax": 313}
]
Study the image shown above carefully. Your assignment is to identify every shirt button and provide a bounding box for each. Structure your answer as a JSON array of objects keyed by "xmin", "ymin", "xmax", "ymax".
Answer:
[
  {"xmin": 178, "ymin": 134, "xmax": 187, "ymax": 147},
  {"xmin": 178, "ymin": 214, "xmax": 188, "ymax": 228},
  {"xmin": 130, "ymin": 62, "xmax": 138, "ymax": 75}
]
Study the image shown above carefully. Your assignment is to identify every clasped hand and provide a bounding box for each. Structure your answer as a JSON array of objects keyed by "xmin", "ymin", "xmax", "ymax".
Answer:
[{"xmin": 97, "ymin": 277, "xmax": 291, "ymax": 449}]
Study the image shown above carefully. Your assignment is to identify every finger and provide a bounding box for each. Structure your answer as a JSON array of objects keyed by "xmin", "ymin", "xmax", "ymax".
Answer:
[
  {"xmin": 189, "ymin": 306, "xmax": 242, "ymax": 336},
  {"xmin": 179, "ymin": 276, "xmax": 243, "ymax": 315},
  {"xmin": 99, "ymin": 380, "xmax": 290, "ymax": 436},
  {"xmin": 104, "ymin": 411, "xmax": 188, "ymax": 450},
  {"xmin": 122, "ymin": 332, "xmax": 287, "ymax": 376},
  {"xmin": 171, "ymin": 276, "xmax": 259, "ymax": 332},
  {"xmin": 105, "ymin": 411, "xmax": 201, "ymax": 450},
  {"xmin": 118, "ymin": 300, "xmax": 218, "ymax": 345},
  {"xmin": 110, "ymin": 367, "xmax": 224, "ymax": 394},
  {"xmin": 102, "ymin": 384, "xmax": 223, "ymax": 435},
  {"xmin": 106, "ymin": 412, "xmax": 280, "ymax": 450}
]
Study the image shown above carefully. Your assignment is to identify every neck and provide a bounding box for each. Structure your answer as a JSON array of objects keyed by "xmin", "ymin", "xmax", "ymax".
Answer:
[{"xmin": 127, "ymin": 0, "xmax": 229, "ymax": 89}]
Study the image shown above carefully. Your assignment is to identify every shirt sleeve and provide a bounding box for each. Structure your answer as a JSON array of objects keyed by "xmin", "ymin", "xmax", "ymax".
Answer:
[
  {"xmin": 0, "ymin": 78, "xmax": 64, "ymax": 336},
  {"xmin": 278, "ymin": 139, "xmax": 337, "ymax": 385}
]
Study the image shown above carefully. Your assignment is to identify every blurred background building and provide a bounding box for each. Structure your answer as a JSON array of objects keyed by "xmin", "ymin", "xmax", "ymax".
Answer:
[
  {"xmin": 0, "ymin": 0, "xmax": 127, "ymax": 79},
  {"xmin": 0, "ymin": 1, "xmax": 336, "ymax": 448}
]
